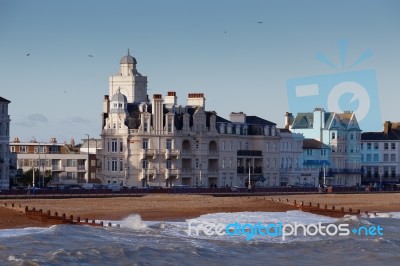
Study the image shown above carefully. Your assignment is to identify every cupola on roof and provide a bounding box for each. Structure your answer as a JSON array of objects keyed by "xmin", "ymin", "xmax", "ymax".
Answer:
[
  {"xmin": 111, "ymin": 89, "xmax": 127, "ymax": 103},
  {"xmin": 120, "ymin": 49, "xmax": 137, "ymax": 64}
]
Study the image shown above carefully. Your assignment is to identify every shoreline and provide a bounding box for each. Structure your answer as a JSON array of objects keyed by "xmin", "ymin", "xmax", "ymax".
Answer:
[{"xmin": 1, "ymin": 193, "xmax": 400, "ymax": 230}]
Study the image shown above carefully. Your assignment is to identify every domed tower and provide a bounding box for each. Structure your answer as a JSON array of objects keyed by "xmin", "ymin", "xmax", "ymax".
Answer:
[
  {"xmin": 109, "ymin": 49, "xmax": 148, "ymax": 104},
  {"xmin": 104, "ymin": 89, "xmax": 128, "ymax": 131}
]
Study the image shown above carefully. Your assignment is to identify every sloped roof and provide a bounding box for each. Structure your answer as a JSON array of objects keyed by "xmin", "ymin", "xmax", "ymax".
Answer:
[
  {"xmin": 245, "ymin": 116, "xmax": 276, "ymax": 126},
  {"xmin": 362, "ymin": 131, "xmax": 400, "ymax": 141},
  {"xmin": 303, "ymin": 138, "xmax": 330, "ymax": 149},
  {"xmin": 0, "ymin": 96, "xmax": 11, "ymax": 103}
]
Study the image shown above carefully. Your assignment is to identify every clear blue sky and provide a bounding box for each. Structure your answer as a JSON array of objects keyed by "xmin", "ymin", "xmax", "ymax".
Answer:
[{"xmin": 1, "ymin": 0, "xmax": 399, "ymax": 143}]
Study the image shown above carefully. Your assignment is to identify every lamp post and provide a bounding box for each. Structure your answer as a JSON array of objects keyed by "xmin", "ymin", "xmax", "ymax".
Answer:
[
  {"xmin": 248, "ymin": 162, "xmax": 252, "ymax": 192},
  {"xmin": 199, "ymin": 163, "xmax": 202, "ymax": 187},
  {"xmin": 84, "ymin": 134, "xmax": 90, "ymax": 184}
]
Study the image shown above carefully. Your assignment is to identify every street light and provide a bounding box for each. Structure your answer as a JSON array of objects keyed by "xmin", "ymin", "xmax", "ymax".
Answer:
[
  {"xmin": 84, "ymin": 134, "xmax": 90, "ymax": 184},
  {"xmin": 248, "ymin": 162, "xmax": 252, "ymax": 192},
  {"xmin": 199, "ymin": 163, "xmax": 202, "ymax": 187}
]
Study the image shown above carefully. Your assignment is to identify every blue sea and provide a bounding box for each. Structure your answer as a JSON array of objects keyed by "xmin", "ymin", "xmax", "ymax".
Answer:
[{"xmin": 0, "ymin": 211, "xmax": 399, "ymax": 266}]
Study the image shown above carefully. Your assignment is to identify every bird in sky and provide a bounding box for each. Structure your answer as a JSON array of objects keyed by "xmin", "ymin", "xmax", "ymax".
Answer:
[
  {"xmin": 88, "ymin": 54, "xmax": 93, "ymax": 57},
  {"xmin": 26, "ymin": 53, "xmax": 30, "ymax": 56},
  {"xmin": 257, "ymin": 21, "xmax": 263, "ymax": 24}
]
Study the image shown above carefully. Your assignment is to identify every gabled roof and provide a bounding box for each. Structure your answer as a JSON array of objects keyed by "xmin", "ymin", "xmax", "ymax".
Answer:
[
  {"xmin": 291, "ymin": 112, "xmax": 314, "ymax": 129},
  {"xmin": 0, "ymin": 96, "xmax": 11, "ymax": 103}
]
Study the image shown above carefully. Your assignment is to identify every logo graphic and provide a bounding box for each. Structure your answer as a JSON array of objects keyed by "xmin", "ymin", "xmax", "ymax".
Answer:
[{"xmin": 286, "ymin": 40, "xmax": 381, "ymax": 131}]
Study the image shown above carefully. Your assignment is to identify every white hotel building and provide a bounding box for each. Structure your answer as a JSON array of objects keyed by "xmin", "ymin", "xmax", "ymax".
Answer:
[{"xmin": 99, "ymin": 51, "xmax": 318, "ymax": 188}]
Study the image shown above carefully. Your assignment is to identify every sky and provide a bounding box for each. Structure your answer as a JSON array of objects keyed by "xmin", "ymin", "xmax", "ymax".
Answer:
[{"xmin": 1, "ymin": 0, "xmax": 399, "ymax": 144}]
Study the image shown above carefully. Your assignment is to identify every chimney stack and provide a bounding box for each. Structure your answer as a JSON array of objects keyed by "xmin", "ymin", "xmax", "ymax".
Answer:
[{"xmin": 384, "ymin": 121, "xmax": 392, "ymax": 134}]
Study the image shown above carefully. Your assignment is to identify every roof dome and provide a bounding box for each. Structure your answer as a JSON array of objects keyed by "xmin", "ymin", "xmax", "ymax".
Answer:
[
  {"xmin": 111, "ymin": 90, "xmax": 127, "ymax": 103},
  {"xmin": 120, "ymin": 49, "xmax": 137, "ymax": 64}
]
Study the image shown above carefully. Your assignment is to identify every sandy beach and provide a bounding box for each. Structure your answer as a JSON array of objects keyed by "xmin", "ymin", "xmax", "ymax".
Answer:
[{"xmin": 1, "ymin": 193, "xmax": 400, "ymax": 229}]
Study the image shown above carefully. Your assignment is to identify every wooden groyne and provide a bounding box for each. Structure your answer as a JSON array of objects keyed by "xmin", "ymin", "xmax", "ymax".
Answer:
[
  {"xmin": 269, "ymin": 197, "xmax": 370, "ymax": 218},
  {"xmin": 3, "ymin": 202, "xmax": 120, "ymax": 228}
]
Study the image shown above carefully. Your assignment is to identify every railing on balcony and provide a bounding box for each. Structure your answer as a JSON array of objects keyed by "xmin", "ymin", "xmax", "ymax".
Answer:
[
  {"xmin": 207, "ymin": 168, "xmax": 218, "ymax": 174},
  {"xmin": 77, "ymin": 165, "xmax": 86, "ymax": 171},
  {"xmin": 237, "ymin": 150, "xmax": 262, "ymax": 157},
  {"xmin": 181, "ymin": 168, "xmax": 192, "ymax": 175},
  {"xmin": 165, "ymin": 168, "xmax": 180, "ymax": 179},
  {"xmin": 164, "ymin": 149, "xmax": 180, "ymax": 159},
  {"xmin": 140, "ymin": 149, "xmax": 157, "ymax": 159},
  {"xmin": 51, "ymin": 166, "xmax": 64, "ymax": 171},
  {"xmin": 208, "ymin": 150, "xmax": 218, "ymax": 155},
  {"xmin": 329, "ymin": 168, "xmax": 363, "ymax": 174}
]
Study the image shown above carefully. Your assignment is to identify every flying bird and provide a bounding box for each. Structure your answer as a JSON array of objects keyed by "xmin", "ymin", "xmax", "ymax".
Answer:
[
  {"xmin": 88, "ymin": 54, "xmax": 93, "ymax": 57},
  {"xmin": 257, "ymin": 21, "xmax": 263, "ymax": 24},
  {"xmin": 26, "ymin": 53, "xmax": 30, "ymax": 56}
]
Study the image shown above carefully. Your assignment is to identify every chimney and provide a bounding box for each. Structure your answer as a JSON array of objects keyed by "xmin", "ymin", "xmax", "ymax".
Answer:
[
  {"xmin": 187, "ymin": 93, "xmax": 205, "ymax": 108},
  {"xmin": 230, "ymin": 112, "xmax": 246, "ymax": 123},
  {"xmin": 384, "ymin": 121, "xmax": 392, "ymax": 134},
  {"xmin": 165, "ymin": 91, "xmax": 177, "ymax": 106},
  {"xmin": 152, "ymin": 94, "xmax": 164, "ymax": 133},
  {"xmin": 284, "ymin": 112, "xmax": 293, "ymax": 129}
]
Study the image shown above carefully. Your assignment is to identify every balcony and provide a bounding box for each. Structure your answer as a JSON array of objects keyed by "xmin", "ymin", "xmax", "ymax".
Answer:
[
  {"xmin": 164, "ymin": 149, "xmax": 180, "ymax": 159},
  {"xmin": 140, "ymin": 149, "xmax": 157, "ymax": 160},
  {"xmin": 181, "ymin": 168, "xmax": 192, "ymax": 175},
  {"xmin": 77, "ymin": 165, "xmax": 86, "ymax": 171},
  {"xmin": 165, "ymin": 169, "xmax": 180, "ymax": 179},
  {"xmin": 51, "ymin": 166, "xmax": 64, "ymax": 171},
  {"xmin": 237, "ymin": 150, "xmax": 262, "ymax": 157},
  {"xmin": 208, "ymin": 150, "xmax": 218, "ymax": 156},
  {"xmin": 329, "ymin": 168, "xmax": 363, "ymax": 174},
  {"xmin": 140, "ymin": 169, "xmax": 157, "ymax": 180}
]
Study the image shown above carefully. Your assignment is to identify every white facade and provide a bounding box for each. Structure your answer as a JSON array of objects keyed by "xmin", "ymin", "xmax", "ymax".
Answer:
[
  {"xmin": 10, "ymin": 140, "xmax": 91, "ymax": 186},
  {"xmin": 0, "ymin": 97, "xmax": 11, "ymax": 189},
  {"xmin": 361, "ymin": 121, "xmax": 400, "ymax": 186},
  {"xmin": 99, "ymin": 52, "xmax": 293, "ymax": 188},
  {"xmin": 288, "ymin": 108, "xmax": 362, "ymax": 186}
]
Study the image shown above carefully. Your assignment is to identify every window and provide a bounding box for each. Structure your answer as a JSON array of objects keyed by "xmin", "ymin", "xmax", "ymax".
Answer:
[
  {"xmin": 392, "ymin": 143, "xmax": 396, "ymax": 150},
  {"xmin": 19, "ymin": 146, "xmax": 28, "ymax": 153},
  {"xmin": 374, "ymin": 143, "xmax": 379, "ymax": 150},
  {"xmin": 366, "ymin": 154, "xmax": 371, "ymax": 162},
  {"xmin": 10, "ymin": 146, "xmax": 15, "ymax": 152},
  {"xmin": 374, "ymin": 154, "xmax": 379, "ymax": 162},
  {"xmin": 306, "ymin": 149, "xmax": 312, "ymax": 156},
  {"xmin": 230, "ymin": 158, "xmax": 233, "ymax": 168},
  {"xmin": 142, "ymin": 139, "xmax": 149, "ymax": 149},
  {"xmin": 144, "ymin": 122, "xmax": 148, "ymax": 132},
  {"xmin": 67, "ymin": 159, "xmax": 76, "ymax": 167},
  {"xmin": 391, "ymin": 154, "xmax": 396, "ymax": 162},
  {"xmin": 111, "ymin": 159, "xmax": 118, "ymax": 172},
  {"xmin": 166, "ymin": 159, "xmax": 171, "ymax": 169},
  {"xmin": 166, "ymin": 139, "xmax": 172, "ymax": 149},
  {"xmin": 168, "ymin": 122, "xmax": 173, "ymax": 133},
  {"xmin": 222, "ymin": 159, "xmax": 225, "ymax": 169},
  {"xmin": 384, "ymin": 143, "xmax": 389, "ymax": 150},
  {"xmin": 111, "ymin": 139, "xmax": 117, "ymax": 153},
  {"xmin": 141, "ymin": 160, "xmax": 148, "ymax": 169},
  {"xmin": 120, "ymin": 141, "xmax": 123, "ymax": 152},
  {"xmin": 350, "ymin": 134, "xmax": 354, "ymax": 140},
  {"xmin": 367, "ymin": 143, "xmax": 371, "ymax": 150},
  {"xmin": 117, "ymin": 159, "xmax": 122, "ymax": 171},
  {"xmin": 383, "ymin": 154, "xmax": 389, "ymax": 162},
  {"xmin": 332, "ymin": 132, "xmax": 335, "ymax": 139}
]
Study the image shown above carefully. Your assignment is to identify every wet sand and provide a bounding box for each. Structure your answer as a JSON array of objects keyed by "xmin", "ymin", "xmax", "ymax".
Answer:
[{"xmin": 1, "ymin": 193, "xmax": 399, "ymax": 229}]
